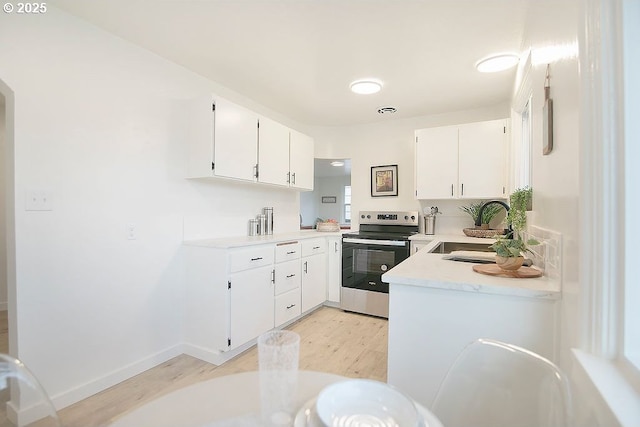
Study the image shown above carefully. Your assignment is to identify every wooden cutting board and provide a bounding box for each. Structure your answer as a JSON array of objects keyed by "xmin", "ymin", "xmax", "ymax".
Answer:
[{"xmin": 473, "ymin": 264, "xmax": 543, "ymax": 278}]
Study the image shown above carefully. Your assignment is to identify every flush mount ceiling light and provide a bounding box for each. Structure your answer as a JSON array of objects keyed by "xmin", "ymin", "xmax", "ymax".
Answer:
[
  {"xmin": 330, "ymin": 161, "xmax": 345, "ymax": 167},
  {"xmin": 475, "ymin": 53, "xmax": 520, "ymax": 73},
  {"xmin": 350, "ymin": 79, "xmax": 383, "ymax": 95}
]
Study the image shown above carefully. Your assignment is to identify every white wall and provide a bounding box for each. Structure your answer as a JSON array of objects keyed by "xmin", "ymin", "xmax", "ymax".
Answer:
[
  {"xmin": 310, "ymin": 105, "xmax": 510, "ymax": 230},
  {"xmin": 514, "ymin": 0, "xmax": 618, "ymax": 425},
  {"xmin": 0, "ymin": 8, "xmax": 303, "ymax": 408},
  {"xmin": 0, "ymin": 95, "xmax": 7, "ymax": 310}
]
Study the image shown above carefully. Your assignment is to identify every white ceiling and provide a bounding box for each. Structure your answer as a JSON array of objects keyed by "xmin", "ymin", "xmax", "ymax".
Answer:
[
  {"xmin": 315, "ymin": 158, "xmax": 352, "ymax": 178},
  {"xmin": 49, "ymin": 0, "xmax": 528, "ymax": 127}
]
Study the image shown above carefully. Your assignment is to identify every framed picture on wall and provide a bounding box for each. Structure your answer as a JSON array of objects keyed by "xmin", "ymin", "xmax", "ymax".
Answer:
[{"xmin": 371, "ymin": 164, "xmax": 398, "ymax": 197}]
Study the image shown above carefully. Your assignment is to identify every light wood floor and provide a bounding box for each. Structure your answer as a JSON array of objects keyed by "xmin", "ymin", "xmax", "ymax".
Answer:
[{"xmin": 57, "ymin": 307, "xmax": 388, "ymax": 427}]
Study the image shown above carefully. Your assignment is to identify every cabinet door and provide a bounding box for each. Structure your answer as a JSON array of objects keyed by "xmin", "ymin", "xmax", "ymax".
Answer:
[
  {"xmin": 415, "ymin": 126, "xmax": 459, "ymax": 199},
  {"xmin": 411, "ymin": 241, "xmax": 430, "ymax": 255},
  {"xmin": 301, "ymin": 254, "xmax": 327, "ymax": 312},
  {"xmin": 228, "ymin": 265, "xmax": 274, "ymax": 350},
  {"xmin": 458, "ymin": 119, "xmax": 507, "ymax": 199},
  {"xmin": 326, "ymin": 237, "xmax": 342, "ymax": 303},
  {"xmin": 185, "ymin": 95, "xmax": 216, "ymax": 178},
  {"xmin": 258, "ymin": 116, "xmax": 290, "ymax": 186},
  {"xmin": 213, "ymin": 98, "xmax": 258, "ymax": 181},
  {"xmin": 289, "ymin": 130, "xmax": 314, "ymax": 190}
]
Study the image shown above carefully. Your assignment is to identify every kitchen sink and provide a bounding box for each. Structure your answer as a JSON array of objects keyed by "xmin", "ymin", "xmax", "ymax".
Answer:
[{"xmin": 430, "ymin": 241, "xmax": 494, "ymax": 254}]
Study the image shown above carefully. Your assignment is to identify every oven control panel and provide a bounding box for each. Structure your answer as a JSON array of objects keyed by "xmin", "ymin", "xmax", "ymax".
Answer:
[{"xmin": 359, "ymin": 211, "xmax": 419, "ymax": 226}]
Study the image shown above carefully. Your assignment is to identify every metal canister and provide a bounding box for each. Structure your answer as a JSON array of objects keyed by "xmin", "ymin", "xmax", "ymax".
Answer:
[
  {"xmin": 263, "ymin": 207, "xmax": 273, "ymax": 235},
  {"xmin": 257, "ymin": 214, "xmax": 267, "ymax": 235},
  {"xmin": 424, "ymin": 215, "xmax": 436, "ymax": 235},
  {"xmin": 423, "ymin": 206, "xmax": 439, "ymax": 235},
  {"xmin": 248, "ymin": 219, "xmax": 259, "ymax": 236}
]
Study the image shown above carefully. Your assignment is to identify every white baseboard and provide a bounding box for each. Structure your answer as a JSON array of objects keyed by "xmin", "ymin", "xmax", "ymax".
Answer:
[
  {"xmin": 50, "ymin": 345, "xmax": 182, "ymax": 410},
  {"xmin": 181, "ymin": 339, "xmax": 256, "ymax": 366}
]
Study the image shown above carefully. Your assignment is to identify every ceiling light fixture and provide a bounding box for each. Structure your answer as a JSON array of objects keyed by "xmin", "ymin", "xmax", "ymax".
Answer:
[
  {"xmin": 330, "ymin": 161, "xmax": 345, "ymax": 167},
  {"xmin": 475, "ymin": 53, "xmax": 520, "ymax": 73},
  {"xmin": 350, "ymin": 79, "xmax": 383, "ymax": 95}
]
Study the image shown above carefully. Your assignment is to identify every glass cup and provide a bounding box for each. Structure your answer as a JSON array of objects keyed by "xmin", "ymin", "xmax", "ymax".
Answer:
[{"xmin": 258, "ymin": 330, "xmax": 300, "ymax": 426}]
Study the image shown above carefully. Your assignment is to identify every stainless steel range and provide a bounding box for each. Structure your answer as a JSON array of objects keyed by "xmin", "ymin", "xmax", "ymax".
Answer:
[{"xmin": 341, "ymin": 210, "xmax": 419, "ymax": 318}]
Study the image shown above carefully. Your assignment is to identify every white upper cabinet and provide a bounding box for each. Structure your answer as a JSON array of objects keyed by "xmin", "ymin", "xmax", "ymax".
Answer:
[
  {"xmin": 289, "ymin": 130, "xmax": 314, "ymax": 191},
  {"xmin": 214, "ymin": 98, "xmax": 259, "ymax": 181},
  {"xmin": 185, "ymin": 95, "xmax": 258, "ymax": 181},
  {"xmin": 258, "ymin": 116, "xmax": 290, "ymax": 186},
  {"xmin": 458, "ymin": 120, "xmax": 507, "ymax": 198},
  {"xmin": 415, "ymin": 125, "xmax": 459, "ymax": 199},
  {"xmin": 415, "ymin": 119, "xmax": 508, "ymax": 200},
  {"xmin": 186, "ymin": 94, "xmax": 314, "ymax": 191}
]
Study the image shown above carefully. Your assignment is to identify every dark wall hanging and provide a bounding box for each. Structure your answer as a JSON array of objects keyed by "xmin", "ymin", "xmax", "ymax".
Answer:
[{"xmin": 371, "ymin": 164, "xmax": 398, "ymax": 197}]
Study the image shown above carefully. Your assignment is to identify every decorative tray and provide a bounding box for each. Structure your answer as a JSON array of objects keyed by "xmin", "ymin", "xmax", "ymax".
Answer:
[
  {"xmin": 316, "ymin": 222, "xmax": 340, "ymax": 232},
  {"xmin": 462, "ymin": 228, "xmax": 506, "ymax": 238},
  {"xmin": 472, "ymin": 264, "xmax": 543, "ymax": 278}
]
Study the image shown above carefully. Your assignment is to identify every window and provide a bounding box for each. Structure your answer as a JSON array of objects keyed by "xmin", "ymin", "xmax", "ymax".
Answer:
[
  {"xmin": 623, "ymin": 0, "xmax": 640, "ymax": 376},
  {"xmin": 512, "ymin": 53, "xmax": 533, "ymax": 191},
  {"xmin": 519, "ymin": 99, "xmax": 532, "ymax": 188},
  {"xmin": 344, "ymin": 185, "xmax": 351, "ymax": 223}
]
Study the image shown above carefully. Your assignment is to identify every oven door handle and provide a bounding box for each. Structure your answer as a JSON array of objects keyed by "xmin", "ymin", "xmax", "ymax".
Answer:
[{"xmin": 342, "ymin": 238, "xmax": 407, "ymax": 247}]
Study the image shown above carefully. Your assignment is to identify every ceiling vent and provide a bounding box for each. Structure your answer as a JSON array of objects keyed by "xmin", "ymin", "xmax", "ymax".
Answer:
[{"xmin": 377, "ymin": 106, "xmax": 397, "ymax": 114}]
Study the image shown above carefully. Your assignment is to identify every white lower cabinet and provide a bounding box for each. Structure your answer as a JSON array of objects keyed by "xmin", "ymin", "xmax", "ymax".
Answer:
[
  {"xmin": 228, "ymin": 265, "xmax": 275, "ymax": 350},
  {"xmin": 185, "ymin": 236, "xmax": 337, "ymax": 359},
  {"xmin": 301, "ymin": 239, "xmax": 327, "ymax": 312},
  {"xmin": 274, "ymin": 242, "xmax": 302, "ymax": 326},
  {"xmin": 326, "ymin": 236, "xmax": 342, "ymax": 303},
  {"xmin": 184, "ymin": 243, "xmax": 275, "ymax": 353},
  {"xmin": 410, "ymin": 241, "xmax": 431, "ymax": 255}
]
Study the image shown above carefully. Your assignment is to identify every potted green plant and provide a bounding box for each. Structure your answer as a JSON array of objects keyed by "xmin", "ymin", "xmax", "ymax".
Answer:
[
  {"xmin": 459, "ymin": 201, "xmax": 503, "ymax": 229},
  {"xmin": 489, "ymin": 187, "xmax": 539, "ymax": 270}
]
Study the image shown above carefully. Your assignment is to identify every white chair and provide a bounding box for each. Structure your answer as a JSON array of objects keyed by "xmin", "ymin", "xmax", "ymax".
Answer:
[
  {"xmin": 0, "ymin": 353, "xmax": 61, "ymax": 427},
  {"xmin": 431, "ymin": 338, "xmax": 572, "ymax": 427}
]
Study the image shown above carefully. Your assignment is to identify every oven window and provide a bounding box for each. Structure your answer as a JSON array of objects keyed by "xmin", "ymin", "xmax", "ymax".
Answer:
[{"xmin": 354, "ymin": 248, "xmax": 395, "ymax": 274}]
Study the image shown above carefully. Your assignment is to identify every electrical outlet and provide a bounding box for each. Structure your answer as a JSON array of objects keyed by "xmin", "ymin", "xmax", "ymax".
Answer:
[
  {"xmin": 25, "ymin": 190, "xmax": 53, "ymax": 211},
  {"xmin": 127, "ymin": 224, "xmax": 137, "ymax": 240}
]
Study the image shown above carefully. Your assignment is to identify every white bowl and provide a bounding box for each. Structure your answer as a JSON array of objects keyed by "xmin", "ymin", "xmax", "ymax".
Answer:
[{"xmin": 315, "ymin": 379, "xmax": 421, "ymax": 427}]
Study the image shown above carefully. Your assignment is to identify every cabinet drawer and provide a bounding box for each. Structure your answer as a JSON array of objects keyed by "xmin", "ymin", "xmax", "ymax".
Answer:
[
  {"xmin": 274, "ymin": 259, "xmax": 301, "ymax": 295},
  {"xmin": 275, "ymin": 242, "xmax": 301, "ymax": 263},
  {"xmin": 301, "ymin": 238, "xmax": 326, "ymax": 257},
  {"xmin": 275, "ymin": 288, "xmax": 301, "ymax": 326},
  {"xmin": 229, "ymin": 245, "xmax": 274, "ymax": 273}
]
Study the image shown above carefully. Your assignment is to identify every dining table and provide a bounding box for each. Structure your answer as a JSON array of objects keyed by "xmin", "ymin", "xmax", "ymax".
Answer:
[{"xmin": 107, "ymin": 370, "xmax": 444, "ymax": 427}]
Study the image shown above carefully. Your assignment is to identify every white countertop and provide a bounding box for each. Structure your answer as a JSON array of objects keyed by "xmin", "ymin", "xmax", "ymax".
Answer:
[
  {"xmin": 184, "ymin": 230, "xmax": 345, "ymax": 249},
  {"xmin": 384, "ymin": 234, "xmax": 561, "ymax": 300}
]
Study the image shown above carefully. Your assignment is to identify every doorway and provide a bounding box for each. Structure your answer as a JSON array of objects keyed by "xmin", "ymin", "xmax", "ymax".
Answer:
[
  {"xmin": 299, "ymin": 158, "xmax": 351, "ymax": 228},
  {"xmin": 0, "ymin": 92, "xmax": 7, "ymax": 353},
  {"xmin": 0, "ymin": 79, "xmax": 16, "ymax": 357}
]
